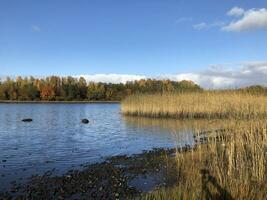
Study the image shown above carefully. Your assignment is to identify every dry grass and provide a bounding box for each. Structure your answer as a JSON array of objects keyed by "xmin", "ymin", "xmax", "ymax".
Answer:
[
  {"xmin": 142, "ymin": 120, "xmax": 267, "ymax": 200},
  {"xmin": 122, "ymin": 92, "xmax": 267, "ymax": 119},
  {"xmin": 123, "ymin": 91, "xmax": 267, "ymax": 199}
]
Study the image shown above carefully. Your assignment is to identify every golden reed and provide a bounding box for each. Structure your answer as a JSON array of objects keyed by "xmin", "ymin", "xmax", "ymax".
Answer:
[
  {"xmin": 122, "ymin": 92, "xmax": 267, "ymax": 119},
  {"xmin": 123, "ymin": 92, "xmax": 267, "ymax": 199}
]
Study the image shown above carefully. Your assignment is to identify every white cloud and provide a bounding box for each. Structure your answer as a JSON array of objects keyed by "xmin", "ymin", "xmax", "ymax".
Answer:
[
  {"xmin": 75, "ymin": 62, "xmax": 267, "ymax": 89},
  {"xmin": 162, "ymin": 62, "xmax": 267, "ymax": 88},
  {"xmin": 194, "ymin": 7, "xmax": 267, "ymax": 32},
  {"xmin": 32, "ymin": 25, "xmax": 41, "ymax": 32},
  {"xmin": 227, "ymin": 7, "xmax": 245, "ymax": 17},
  {"xmin": 160, "ymin": 73, "xmax": 238, "ymax": 89},
  {"xmin": 222, "ymin": 8, "xmax": 267, "ymax": 31},
  {"xmin": 77, "ymin": 74, "xmax": 146, "ymax": 84},
  {"xmin": 193, "ymin": 22, "xmax": 207, "ymax": 30}
]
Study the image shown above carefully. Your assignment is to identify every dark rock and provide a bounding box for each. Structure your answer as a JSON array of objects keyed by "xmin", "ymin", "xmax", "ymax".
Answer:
[
  {"xmin": 2, "ymin": 160, "xmax": 7, "ymax": 163},
  {"xmin": 81, "ymin": 119, "xmax": 89, "ymax": 124},
  {"xmin": 22, "ymin": 118, "xmax": 33, "ymax": 122}
]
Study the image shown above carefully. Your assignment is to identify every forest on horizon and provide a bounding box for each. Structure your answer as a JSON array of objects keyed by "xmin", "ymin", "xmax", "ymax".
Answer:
[
  {"xmin": 0, "ymin": 76, "xmax": 266, "ymax": 101},
  {"xmin": 0, "ymin": 76, "xmax": 202, "ymax": 101}
]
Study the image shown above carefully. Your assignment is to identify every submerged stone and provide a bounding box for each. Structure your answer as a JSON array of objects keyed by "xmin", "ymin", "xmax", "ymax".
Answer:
[
  {"xmin": 81, "ymin": 119, "xmax": 89, "ymax": 124},
  {"xmin": 22, "ymin": 118, "xmax": 33, "ymax": 122}
]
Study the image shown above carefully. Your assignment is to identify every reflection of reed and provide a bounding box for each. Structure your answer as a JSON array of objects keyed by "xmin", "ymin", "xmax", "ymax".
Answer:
[
  {"xmin": 123, "ymin": 116, "xmax": 230, "ymax": 147},
  {"xmin": 123, "ymin": 116, "xmax": 227, "ymax": 134}
]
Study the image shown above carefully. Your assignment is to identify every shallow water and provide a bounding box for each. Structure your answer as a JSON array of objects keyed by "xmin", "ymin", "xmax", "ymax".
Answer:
[{"xmin": 0, "ymin": 103, "xmax": 196, "ymax": 191}]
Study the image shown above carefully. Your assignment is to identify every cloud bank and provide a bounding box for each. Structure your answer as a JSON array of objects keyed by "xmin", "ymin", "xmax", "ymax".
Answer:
[
  {"xmin": 76, "ymin": 74, "xmax": 146, "ymax": 84},
  {"xmin": 77, "ymin": 62, "xmax": 267, "ymax": 89},
  {"xmin": 223, "ymin": 8, "xmax": 267, "ymax": 31},
  {"xmin": 163, "ymin": 62, "xmax": 267, "ymax": 88}
]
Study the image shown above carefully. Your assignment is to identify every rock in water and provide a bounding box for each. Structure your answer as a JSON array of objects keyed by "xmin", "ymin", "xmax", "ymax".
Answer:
[
  {"xmin": 81, "ymin": 119, "xmax": 89, "ymax": 124},
  {"xmin": 22, "ymin": 118, "xmax": 33, "ymax": 122}
]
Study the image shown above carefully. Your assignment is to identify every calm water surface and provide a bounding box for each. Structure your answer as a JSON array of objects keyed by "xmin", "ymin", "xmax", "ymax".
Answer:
[{"xmin": 0, "ymin": 103, "xmax": 195, "ymax": 191}]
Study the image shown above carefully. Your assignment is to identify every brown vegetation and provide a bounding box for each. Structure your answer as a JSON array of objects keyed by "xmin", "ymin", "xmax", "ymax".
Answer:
[
  {"xmin": 142, "ymin": 120, "xmax": 267, "ymax": 199},
  {"xmin": 122, "ymin": 92, "xmax": 267, "ymax": 119},
  {"xmin": 122, "ymin": 91, "xmax": 267, "ymax": 199}
]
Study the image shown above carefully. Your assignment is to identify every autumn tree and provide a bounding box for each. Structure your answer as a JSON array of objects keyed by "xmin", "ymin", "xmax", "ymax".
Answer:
[
  {"xmin": 78, "ymin": 77, "xmax": 87, "ymax": 99},
  {"xmin": 0, "ymin": 76, "xmax": 205, "ymax": 101},
  {"xmin": 40, "ymin": 84, "xmax": 56, "ymax": 100}
]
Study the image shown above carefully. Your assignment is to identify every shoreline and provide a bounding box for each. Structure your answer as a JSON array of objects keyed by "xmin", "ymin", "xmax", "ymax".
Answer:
[
  {"xmin": 0, "ymin": 147, "xmax": 181, "ymax": 199},
  {"xmin": 0, "ymin": 100, "xmax": 120, "ymax": 104}
]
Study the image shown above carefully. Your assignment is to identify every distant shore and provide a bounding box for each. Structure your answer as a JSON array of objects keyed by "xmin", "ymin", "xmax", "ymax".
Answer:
[{"xmin": 0, "ymin": 100, "xmax": 120, "ymax": 104}]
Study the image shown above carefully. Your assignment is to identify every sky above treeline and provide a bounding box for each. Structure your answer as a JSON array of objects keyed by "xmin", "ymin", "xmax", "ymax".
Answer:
[{"xmin": 0, "ymin": 0, "xmax": 267, "ymax": 88}]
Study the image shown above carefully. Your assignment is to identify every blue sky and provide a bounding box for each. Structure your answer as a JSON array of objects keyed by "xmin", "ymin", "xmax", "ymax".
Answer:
[{"xmin": 0, "ymin": 0, "xmax": 267, "ymax": 87}]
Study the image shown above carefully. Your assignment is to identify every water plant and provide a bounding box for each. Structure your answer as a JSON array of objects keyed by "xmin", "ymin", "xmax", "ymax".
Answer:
[
  {"xmin": 123, "ymin": 91, "xmax": 267, "ymax": 199},
  {"xmin": 122, "ymin": 92, "xmax": 267, "ymax": 119}
]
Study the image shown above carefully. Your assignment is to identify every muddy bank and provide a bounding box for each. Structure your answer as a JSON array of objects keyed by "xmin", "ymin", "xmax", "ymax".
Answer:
[{"xmin": 0, "ymin": 147, "xmax": 190, "ymax": 200}]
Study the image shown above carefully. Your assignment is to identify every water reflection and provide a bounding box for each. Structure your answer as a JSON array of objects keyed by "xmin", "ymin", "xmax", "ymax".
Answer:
[
  {"xmin": 0, "ymin": 103, "xmax": 225, "ymax": 192},
  {"xmin": 123, "ymin": 116, "xmax": 224, "ymax": 134},
  {"xmin": 123, "ymin": 116, "xmax": 227, "ymax": 147}
]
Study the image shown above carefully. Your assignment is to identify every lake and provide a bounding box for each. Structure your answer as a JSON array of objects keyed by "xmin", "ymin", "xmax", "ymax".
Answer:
[{"xmin": 0, "ymin": 103, "xmax": 196, "ymax": 191}]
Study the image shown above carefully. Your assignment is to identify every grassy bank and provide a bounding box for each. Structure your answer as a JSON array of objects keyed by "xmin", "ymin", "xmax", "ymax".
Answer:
[
  {"xmin": 122, "ymin": 92, "xmax": 267, "ymax": 199},
  {"xmin": 122, "ymin": 92, "xmax": 267, "ymax": 119},
  {"xmin": 142, "ymin": 119, "xmax": 267, "ymax": 200}
]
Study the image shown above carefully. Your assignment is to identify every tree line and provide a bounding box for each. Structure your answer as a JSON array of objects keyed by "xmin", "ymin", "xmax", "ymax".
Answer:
[{"xmin": 0, "ymin": 76, "xmax": 202, "ymax": 101}]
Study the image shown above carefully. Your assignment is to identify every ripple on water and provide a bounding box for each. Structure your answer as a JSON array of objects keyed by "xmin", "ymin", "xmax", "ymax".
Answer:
[{"xmin": 0, "ymin": 103, "xmax": 215, "ymax": 191}]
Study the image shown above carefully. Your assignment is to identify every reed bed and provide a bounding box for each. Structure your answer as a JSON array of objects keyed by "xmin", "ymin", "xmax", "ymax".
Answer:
[
  {"xmin": 122, "ymin": 92, "xmax": 267, "ymax": 119},
  {"xmin": 142, "ymin": 120, "xmax": 267, "ymax": 199},
  {"xmin": 124, "ymin": 91, "xmax": 267, "ymax": 199}
]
